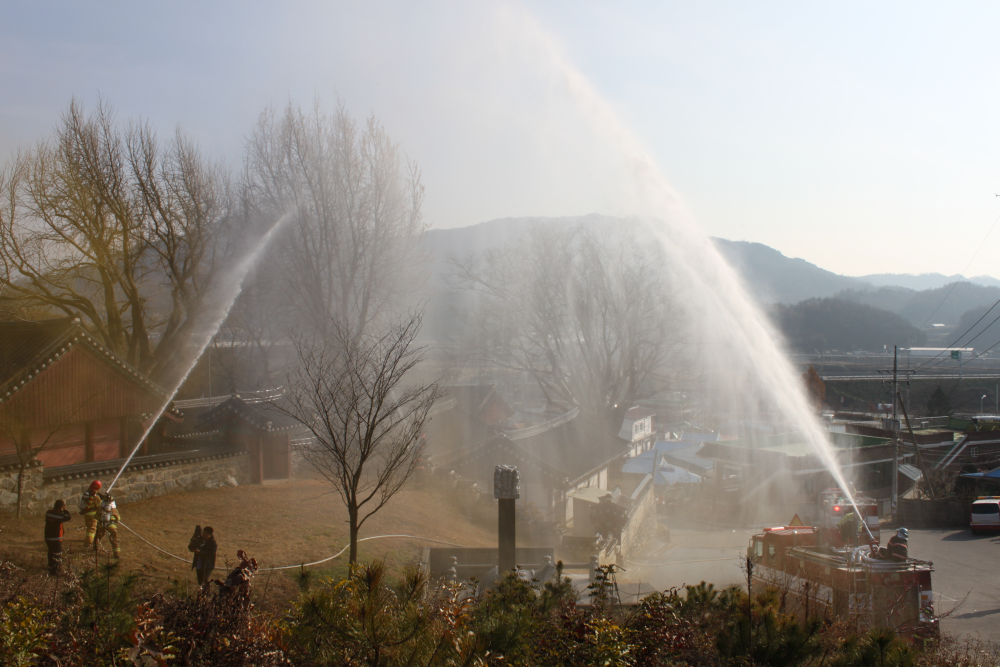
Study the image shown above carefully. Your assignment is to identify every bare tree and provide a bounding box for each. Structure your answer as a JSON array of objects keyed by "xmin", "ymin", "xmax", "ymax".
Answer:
[
  {"xmin": 280, "ymin": 313, "xmax": 440, "ymax": 563},
  {"xmin": 211, "ymin": 259, "xmax": 290, "ymax": 393},
  {"xmin": 243, "ymin": 101, "xmax": 428, "ymax": 341},
  {"xmin": 0, "ymin": 99, "xmax": 238, "ymax": 386},
  {"xmin": 453, "ymin": 222, "xmax": 684, "ymax": 431}
]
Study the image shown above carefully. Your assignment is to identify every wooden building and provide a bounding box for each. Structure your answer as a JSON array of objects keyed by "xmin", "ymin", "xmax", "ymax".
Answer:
[
  {"xmin": 0, "ymin": 319, "xmax": 166, "ymax": 468},
  {"xmin": 166, "ymin": 395, "xmax": 297, "ymax": 483}
]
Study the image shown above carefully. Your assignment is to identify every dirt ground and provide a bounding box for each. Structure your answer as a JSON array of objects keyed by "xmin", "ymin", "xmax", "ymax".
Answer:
[{"xmin": 0, "ymin": 479, "xmax": 494, "ymax": 610}]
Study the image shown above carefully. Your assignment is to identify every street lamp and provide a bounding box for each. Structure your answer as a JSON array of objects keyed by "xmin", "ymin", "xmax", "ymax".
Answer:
[{"xmin": 982, "ymin": 394, "xmax": 988, "ymax": 414}]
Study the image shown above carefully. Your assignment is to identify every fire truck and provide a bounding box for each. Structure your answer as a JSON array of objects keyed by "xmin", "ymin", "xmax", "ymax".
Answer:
[{"xmin": 747, "ymin": 518, "xmax": 937, "ymax": 642}]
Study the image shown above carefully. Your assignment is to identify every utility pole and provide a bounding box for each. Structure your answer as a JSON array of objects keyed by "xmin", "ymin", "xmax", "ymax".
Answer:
[
  {"xmin": 892, "ymin": 346, "xmax": 898, "ymax": 522},
  {"xmin": 878, "ymin": 345, "xmax": 914, "ymax": 524},
  {"xmin": 898, "ymin": 391, "xmax": 936, "ymax": 501}
]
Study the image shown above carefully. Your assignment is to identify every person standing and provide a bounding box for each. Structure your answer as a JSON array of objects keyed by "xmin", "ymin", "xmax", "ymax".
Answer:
[
  {"xmin": 93, "ymin": 494, "xmax": 121, "ymax": 559},
  {"xmin": 78, "ymin": 480, "xmax": 103, "ymax": 547},
  {"xmin": 187, "ymin": 524, "xmax": 204, "ymax": 571},
  {"xmin": 44, "ymin": 499, "xmax": 72, "ymax": 575},
  {"xmin": 194, "ymin": 526, "xmax": 217, "ymax": 591}
]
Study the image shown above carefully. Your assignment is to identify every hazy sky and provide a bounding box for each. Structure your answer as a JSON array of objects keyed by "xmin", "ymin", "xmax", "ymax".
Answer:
[{"xmin": 3, "ymin": 1, "xmax": 1000, "ymax": 278}]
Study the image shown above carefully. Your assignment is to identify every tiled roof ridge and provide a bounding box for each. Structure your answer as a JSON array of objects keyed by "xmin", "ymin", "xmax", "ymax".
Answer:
[
  {"xmin": 197, "ymin": 396, "xmax": 300, "ymax": 433},
  {"xmin": 0, "ymin": 318, "xmax": 167, "ymax": 406}
]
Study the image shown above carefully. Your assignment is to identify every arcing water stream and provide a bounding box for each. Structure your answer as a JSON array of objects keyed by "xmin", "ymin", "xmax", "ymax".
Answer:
[
  {"xmin": 106, "ymin": 212, "xmax": 293, "ymax": 493},
  {"xmin": 506, "ymin": 8, "xmax": 868, "ymax": 518}
]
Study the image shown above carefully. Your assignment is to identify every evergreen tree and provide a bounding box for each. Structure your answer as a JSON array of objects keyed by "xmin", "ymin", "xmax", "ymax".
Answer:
[{"xmin": 925, "ymin": 385, "xmax": 952, "ymax": 416}]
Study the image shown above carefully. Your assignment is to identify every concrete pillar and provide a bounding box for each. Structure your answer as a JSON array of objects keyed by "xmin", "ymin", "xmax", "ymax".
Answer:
[{"xmin": 494, "ymin": 465, "xmax": 520, "ymax": 574}]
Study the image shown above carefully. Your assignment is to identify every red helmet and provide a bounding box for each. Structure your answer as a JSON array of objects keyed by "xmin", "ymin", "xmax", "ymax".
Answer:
[{"xmin": 89, "ymin": 480, "xmax": 102, "ymax": 491}]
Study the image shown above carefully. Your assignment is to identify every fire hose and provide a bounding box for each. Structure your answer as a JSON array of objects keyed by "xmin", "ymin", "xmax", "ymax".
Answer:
[{"xmin": 116, "ymin": 521, "xmax": 466, "ymax": 570}]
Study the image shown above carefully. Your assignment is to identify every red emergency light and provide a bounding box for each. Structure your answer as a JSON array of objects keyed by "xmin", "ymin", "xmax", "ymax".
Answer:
[{"xmin": 833, "ymin": 505, "xmax": 841, "ymax": 512}]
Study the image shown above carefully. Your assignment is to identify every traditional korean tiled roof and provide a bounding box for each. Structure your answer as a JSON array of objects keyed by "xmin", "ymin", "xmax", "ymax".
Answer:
[
  {"xmin": 196, "ymin": 395, "xmax": 302, "ymax": 434},
  {"xmin": 0, "ymin": 318, "xmax": 166, "ymax": 406}
]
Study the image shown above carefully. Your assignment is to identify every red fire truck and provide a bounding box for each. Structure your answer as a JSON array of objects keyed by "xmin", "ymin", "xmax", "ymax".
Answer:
[{"xmin": 747, "ymin": 522, "xmax": 937, "ymax": 642}]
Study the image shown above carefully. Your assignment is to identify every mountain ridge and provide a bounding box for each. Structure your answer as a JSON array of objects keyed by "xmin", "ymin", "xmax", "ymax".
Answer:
[{"xmin": 422, "ymin": 217, "xmax": 1000, "ymax": 332}]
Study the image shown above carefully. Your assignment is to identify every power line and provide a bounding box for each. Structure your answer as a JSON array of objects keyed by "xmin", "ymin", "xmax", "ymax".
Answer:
[
  {"xmin": 913, "ymin": 296, "xmax": 1000, "ymax": 371},
  {"xmin": 915, "ymin": 208, "xmax": 1000, "ymax": 332}
]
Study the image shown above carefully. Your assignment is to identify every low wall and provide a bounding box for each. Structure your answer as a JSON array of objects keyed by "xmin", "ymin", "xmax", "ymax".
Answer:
[
  {"xmin": 0, "ymin": 449, "xmax": 250, "ymax": 515},
  {"xmin": 423, "ymin": 546, "xmax": 556, "ymax": 581},
  {"xmin": 898, "ymin": 498, "xmax": 969, "ymax": 529},
  {"xmin": 0, "ymin": 460, "xmax": 43, "ymax": 513},
  {"xmin": 619, "ymin": 479, "xmax": 657, "ymax": 558}
]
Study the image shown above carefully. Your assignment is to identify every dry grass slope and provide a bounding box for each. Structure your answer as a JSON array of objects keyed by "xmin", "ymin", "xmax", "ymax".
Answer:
[{"xmin": 0, "ymin": 478, "xmax": 494, "ymax": 609}]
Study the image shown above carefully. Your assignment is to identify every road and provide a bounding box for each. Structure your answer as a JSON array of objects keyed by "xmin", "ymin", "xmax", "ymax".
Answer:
[
  {"xmin": 621, "ymin": 523, "xmax": 751, "ymax": 593},
  {"xmin": 621, "ymin": 523, "xmax": 1000, "ymax": 643},
  {"xmin": 909, "ymin": 527, "xmax": 1000, "ymax": 642}
]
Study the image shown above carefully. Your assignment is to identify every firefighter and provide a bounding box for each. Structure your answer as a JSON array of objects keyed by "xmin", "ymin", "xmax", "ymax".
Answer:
[
  {"xmin": 44, "ymin": 499, "xmax": 72, "ymax": 575},
  {"xmin": 78, "ymin": 480, "xmax": 103, "ymax": 547},
  {"xmin": 838, "ymin": 510, "xmax": 860, "ymax": 546},
  {"xmin": 93, "ymin": 493, "xmax": 121, "ymax": 559},
  {"xmin": 879, "ymin": 527, "xmax": 909, "ymax": 561}
]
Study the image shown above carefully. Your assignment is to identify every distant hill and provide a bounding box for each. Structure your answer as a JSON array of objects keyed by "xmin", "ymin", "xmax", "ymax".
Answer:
[
  {"xmin": 423, "ymin": 217, "xmax": 875, "ymax": 306},
  {"xmin": 859, "ymin": 272, "xmax": 1000, "ymax": 290},
  {"xmin": 711, "ymin": 239, "xmax": 869, "ymax": 304},
  {"xmin": 954, "ymin": 303, "xmax": 1000, "ymax": 356},
  {"xmin": 421, "ymin": 218, "xmax": 1000, "ymax": 342},
  {"xmin": 771, "ymin": 298, "xmax": 926, "ymax": 353},
  {"xmin": 836, "ymin": 282, "xmax": 1000, "ymax": 327}
]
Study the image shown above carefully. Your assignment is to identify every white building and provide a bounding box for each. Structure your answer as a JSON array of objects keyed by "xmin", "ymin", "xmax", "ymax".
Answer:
[{"xmin": 619, "ymin": 407, "xmax": 656, "ymax": 457}]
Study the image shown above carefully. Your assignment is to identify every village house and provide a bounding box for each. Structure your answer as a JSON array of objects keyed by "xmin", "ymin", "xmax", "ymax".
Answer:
[
  {"xmin": 618, "ymin": 406, "xmax": 656, "ymax": 457},
  {"xmin": 695, "ymin": 431, "xmax": 905, "ymax": 524}
]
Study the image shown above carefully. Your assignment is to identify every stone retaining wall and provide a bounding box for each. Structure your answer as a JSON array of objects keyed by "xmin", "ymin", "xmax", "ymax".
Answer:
[
  {"xmin": 0, "ymin": 451, "xmax": 250, "ymax": 515},
  {"xmin": 618, "ymin": 480, "xmax": 657, "ymax": 559}
]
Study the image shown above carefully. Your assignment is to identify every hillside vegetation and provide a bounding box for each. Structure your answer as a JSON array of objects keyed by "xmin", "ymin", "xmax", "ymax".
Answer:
[{"xmin": 771, "ymin": 298, "xmax": 926, "ymax": 353}]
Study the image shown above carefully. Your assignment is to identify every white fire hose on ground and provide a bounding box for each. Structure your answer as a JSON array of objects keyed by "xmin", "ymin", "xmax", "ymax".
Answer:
[{"xmin": 116, "ymin": 522, "xmax": 466, "ymax": 570}]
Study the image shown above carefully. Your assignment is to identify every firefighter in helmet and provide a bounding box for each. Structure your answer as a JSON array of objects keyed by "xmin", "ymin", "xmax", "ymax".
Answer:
[
  {"xmin": 879, "ymin": 527, "xmax": 909, "ymax": 561},
  {"xmin": 78, "ymin": 480, "xmax": 103, "ymax": 547},
  {"xmin": 93, "ymin": 493, "xmax": 121, "ymax": 559},
  {"xmin": 838, "ymin": 510, "xmax": 861, "ymax": 546}
]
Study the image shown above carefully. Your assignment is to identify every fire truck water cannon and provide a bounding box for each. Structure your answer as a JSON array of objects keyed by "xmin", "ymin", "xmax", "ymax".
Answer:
[{"xmin": 817, "ymin": 488, "xmax": 880, "ymax": 548}]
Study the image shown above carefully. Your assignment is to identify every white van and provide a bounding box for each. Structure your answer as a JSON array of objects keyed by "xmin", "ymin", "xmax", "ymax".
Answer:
[{"xmin": 970, "ymin": 497, "xmax": 1000, "ymax": 534}]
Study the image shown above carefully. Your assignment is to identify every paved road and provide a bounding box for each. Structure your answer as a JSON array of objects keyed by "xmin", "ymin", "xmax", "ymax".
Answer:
[
  {"xmin": 622, "ymin": 525, "xmax": 751, "ymax": 593},
  {"xmin": 908, "ymin": 527, "xmax": 1000, "ymax": 642}
]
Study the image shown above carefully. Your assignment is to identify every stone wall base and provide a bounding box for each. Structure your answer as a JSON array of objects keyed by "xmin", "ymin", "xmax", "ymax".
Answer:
[{"xmin": 0, "ymin": 452, "xmax": 251, "ymax": 515}]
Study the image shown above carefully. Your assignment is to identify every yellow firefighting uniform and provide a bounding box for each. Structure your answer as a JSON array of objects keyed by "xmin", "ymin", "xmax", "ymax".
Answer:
[{"xmin": 80, "ymin": 491, "xmax": 102, "ymax": 547}]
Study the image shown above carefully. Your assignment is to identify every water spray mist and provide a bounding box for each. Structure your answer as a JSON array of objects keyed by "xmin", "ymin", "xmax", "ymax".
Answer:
[
  {"xmin": 106, "ymin": 212, "xmax": 293, "ymax": 493},
  {"xmin": 507, "ymin": 8, "xmax": 869, "ymax": 519}
]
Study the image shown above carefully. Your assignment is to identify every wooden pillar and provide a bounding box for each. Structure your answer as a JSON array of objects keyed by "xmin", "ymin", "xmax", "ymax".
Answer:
[
  {"xmin": 84, "ymin": 421, "xmax": 94, "ymax": 462},
  {"xmin": 494, "ymin": 465, "xmax": 520, "ymax": 574},
  {"xmin": 284, "ymin": 434, "xmax": 292, "ymax": 479},
  {"xmin": 251, "ymin": 437, "xmax": 264, "ymax": 484},
  {"xmin": 119, "ymin": 418, "xmax": 129, "ymax": 459}
]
